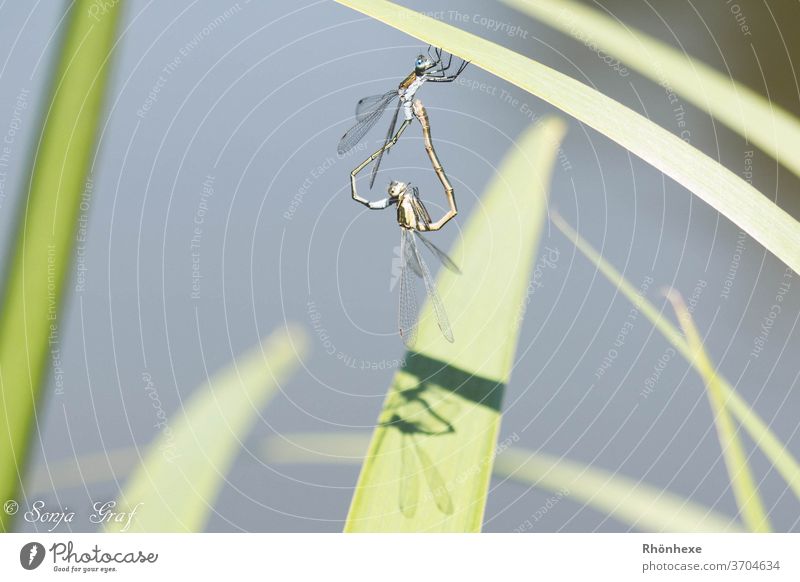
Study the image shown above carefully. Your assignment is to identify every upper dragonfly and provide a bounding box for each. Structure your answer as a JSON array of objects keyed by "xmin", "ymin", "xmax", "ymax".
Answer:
[{"xmin": 338, "ymin": 46, "xmax": 468, "ymax": 189}]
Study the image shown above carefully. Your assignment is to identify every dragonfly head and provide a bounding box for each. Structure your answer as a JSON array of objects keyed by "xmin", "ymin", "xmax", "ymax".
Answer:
[
  {"xmin": 388, "ymin": 180, "xmax": 408, "ymax": 200},
  {"xmin": 414, "ymin": 54, "xmax": 435, "ymax": 75}
]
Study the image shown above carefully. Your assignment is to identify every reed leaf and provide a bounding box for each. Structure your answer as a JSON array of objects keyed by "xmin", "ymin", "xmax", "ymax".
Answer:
[
  {"xmin": 504, "ymin": 0, "xmax": 800, "ymax": 180},
  {"xmin": 345, "ymin": 117, "xmax": 567, "ymax": 532},
  {"xmin": 335, "ymin": 0, "xmax": 800, "ymax": 275},
  {"xmin": 665, "ymin": 291, "xmax": 770, "ymax": 532},
  {"xmin": 0, "ymin": 0, "xmax": 122, "ymax": 532},
  {"xmin": 551, "ymin": 212, "xmax": 800, "ymax": 504},
  {"xmin": 105, "ymin": 326, "xmax": 308, "ymax": 532},
  {"xmin": 265, "ymin": 433, "xmax": 742, "ymax": 532}
]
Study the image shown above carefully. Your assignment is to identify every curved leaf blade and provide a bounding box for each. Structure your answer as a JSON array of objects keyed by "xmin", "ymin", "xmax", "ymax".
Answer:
[
  {"xmin": 551, "ymin": 212, "xmax": 800, "ymax": 505},
  {"xmin": 0, "ymin": 0, "xmax": 123, "ymax": 532},
  {"xmin": 345, "ymin": 117, "xmax": 568, "ymax": 532},
  {"xmin": 504, "ymin": 0, "xmax": 800, "ymax": 180},
  {"xmin": 334, "ymin": 0, "xmax": 800, "ymax": 274},
  {"xmin": 105, "ymin": 325, "xmax": 308, "ymax": 532},
  {"xmin": 265, "ymin": 433, "xmax": 743, "ymax": 532}
]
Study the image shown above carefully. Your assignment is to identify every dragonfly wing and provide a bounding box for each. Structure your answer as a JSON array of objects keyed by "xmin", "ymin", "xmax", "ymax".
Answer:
[
  {"xmin": 369, "ymin": 98, "xmax": 401, "ymax": 189},
  {"xmin": 410, "ymin": 233, "xmax": 455, "ymax": 343},
  {"xmin": 413, "ymin": 439, "xmax": 454, "ymax": 515},
  {"xmin": 337, "ymin": 92, "xmax": 397, "ymax": 154},
  {"xmin": 406, "ymin": 232, "xmax": 424, "ymax": 279},
  {"xmin": 356, "ymin": 90, "xmax": 396, "ymax": 121},
  {"xmin": 414, "ymin": 231, "xmax": 461, "ymax": 274},
  {"xmin": 398, "ymin": 230, "xmax": 419, "ymax": 348},
  {"xmin": 399, "ymin": 434, "xmax": 419, "ymax": 518}
]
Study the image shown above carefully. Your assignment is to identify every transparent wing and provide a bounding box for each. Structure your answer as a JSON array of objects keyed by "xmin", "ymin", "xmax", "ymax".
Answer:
[
  {"xmin": 356, "ymin": 91, "xmax": 395, "ymax": 121},
  {"xmin": 398, "ymin": 229, "xmax": 419, "ymax": 348},
  {"xmin": 414, "ymin": 231, "xmax": 461, "ymax": 274},
  {"xmin": 406, "ymin": 231, "xmax": 424, "ymax": 279},
  {"xmin": 337, "ymin": 92, "xmax": 397, "ymax": 154},
  {"xmin": 398, "ymin": 434, "xmax": 419, "ymax": 518},
  {"xmin": 369, "ymin": 98, "xmax": 402, "ymax": 189},
  {"xmin": 410, "ymin": 232, "xmax": 454, "ymax": 343}
]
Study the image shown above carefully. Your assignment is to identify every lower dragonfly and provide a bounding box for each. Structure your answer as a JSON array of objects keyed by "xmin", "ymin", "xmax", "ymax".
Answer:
[
  {"xmin": 338, "ymin": 45, "xmax": 467, "ymax": 190},
  {"xmin": 351, "ymin": 101, "xmax": 460, "ymax": 347}
]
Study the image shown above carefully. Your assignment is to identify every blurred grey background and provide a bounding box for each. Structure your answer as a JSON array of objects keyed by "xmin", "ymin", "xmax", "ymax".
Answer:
[{"xmin": 1, "ymin": 0, "xmax": 798, "ymax": 532}]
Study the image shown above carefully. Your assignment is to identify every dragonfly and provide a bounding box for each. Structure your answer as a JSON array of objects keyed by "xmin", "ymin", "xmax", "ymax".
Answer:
[
  {"xmin": 365, "ymin": 178, "xmax": 460, "ymax": 347},
  {"xmin": 351, "ymin": 99, "xmax": 460, "ymax": 347},
  {"xmin": 338, "ymin": 46, "xmax": 468, "ymax": 190}
]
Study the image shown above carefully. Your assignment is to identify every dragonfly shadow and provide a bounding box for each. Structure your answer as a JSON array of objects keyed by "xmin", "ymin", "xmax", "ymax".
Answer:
[
  {"xmin": 402, "ymin": 351, "xmax": 504, "ymax": 411},
  {"xmin": 377, "ymin": 351, "xmax": 505, "ymax": 519}
]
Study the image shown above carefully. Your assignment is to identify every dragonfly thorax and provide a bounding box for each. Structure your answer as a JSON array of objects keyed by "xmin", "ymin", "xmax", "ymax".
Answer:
[{"xmin": 389, "ymin": 181, "xmax": 432, "ymax": 230}]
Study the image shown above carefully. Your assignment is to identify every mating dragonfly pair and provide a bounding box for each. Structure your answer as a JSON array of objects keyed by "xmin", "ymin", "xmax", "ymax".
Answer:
[{"xmin": 338, "ymin": 47, "xmax": 468, "ymax": 347}]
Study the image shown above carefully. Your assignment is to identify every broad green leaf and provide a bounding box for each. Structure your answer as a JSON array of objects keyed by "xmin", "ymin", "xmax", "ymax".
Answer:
[
  {"xmin": 0, "ymin": 1, "xmax": 123, "ymax": 532},
  {"xmin": 335, "ymin": 0, "xmax": 800, "ymax": 275},
  {"xmin": 665, "ymin": 291, "xmax": 770, "ymax": 532},
  {"xmin": 551, "ymin": 212, "xmax": 800, "ymax": 504},
  {"xmin": 265, "ymin": 433, "xmax": 742, "ymax": 532},
  {"xmin": 105, "ymin": 326, "xmax": 308, "ymax": 532},
  {"xmin": 504, "ymin": 0, "xmax": 800, "ymax": 180},
  {"xmin": 345, "ymin": 117, "xmax": 568, "ymax": 532}
]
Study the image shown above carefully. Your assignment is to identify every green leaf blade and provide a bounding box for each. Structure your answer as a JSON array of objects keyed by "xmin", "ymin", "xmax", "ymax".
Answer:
[
  {"xmin": 666, "ymin": 291, "xmax": 770, "ymax": 532},
  {"xmin": 0, "ymin": 1, "xmax": 123, "ymax": 532},
  {"xmin": 335, "ymin": 0, "xmax": 800, "ymax": 275},
  {"xmin": 265, "ymin": 433, "xmax": 743, "ymax": 532},
  {"xmin": 551, "ymin": 213, "xmax": 800, "ymax": 507},
  {"xmin": 105, "ymin": 326, "xmax": 308, "ymax": 532},
  {"xmin": 504, "ymin": 0, "xmax": 800, "ymax": 180},
  {"xmin": 344, "ymin": 117, "xmax": 568, "ymax": 532}
]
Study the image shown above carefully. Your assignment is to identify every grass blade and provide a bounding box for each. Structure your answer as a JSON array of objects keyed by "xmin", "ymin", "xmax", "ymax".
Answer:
[
  {"xmin": 335, "ymin": 0, "xmax": 800, "ymax": 275},
  {"xmin": 105, "ymin": 326, "xmax": 308, "ymax": 532},
  {"xmin": 265, "ymin": 433, "xmax": 742, "ymax": 532},
  {"xmin": 0, "ymin": 1, "xmax": 122, "ymax": 532},
  {"xmin": 493, "ymin": 449, "xmax": 742, "ymax": 532},
  {"xmin": 551, "ymin": 212, "xmax": 800, "ymax": 504},
  {"xmin": 504, "ymin": 0, "xmax": 800, "ymax": 180},
  {"xmin": 345, "ymin": 117, "xmax": 567, "ymax": 532},
  {"xmin": 665, "ymin": 291, "xmax": 770, "ymax": 532}
]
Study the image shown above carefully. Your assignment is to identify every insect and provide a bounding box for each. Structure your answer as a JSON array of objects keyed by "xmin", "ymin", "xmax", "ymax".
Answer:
[
  {"xmin": 338, "ymin": 46, "xmax": 468, "ymax": 190},
  {"xmin": 358, "ymin": 177, "xmax": 462, "ymax": 347},
  {"xmin": 350, "ymin": 99, "xmax": 460, "ymax": 347}
]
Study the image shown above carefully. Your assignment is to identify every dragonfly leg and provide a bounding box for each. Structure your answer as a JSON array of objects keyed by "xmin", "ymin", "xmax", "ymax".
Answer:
[
  {"xmin": 349, "ymin": 119, "xmax": 412, "ymax": 206},
  {"xmin": 412, "ymin": 99, "xmax": 457, "ymax": 231},
  {"xmin": 426, "ymin": 57, "xmax": 468, "ymax": 82}
]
